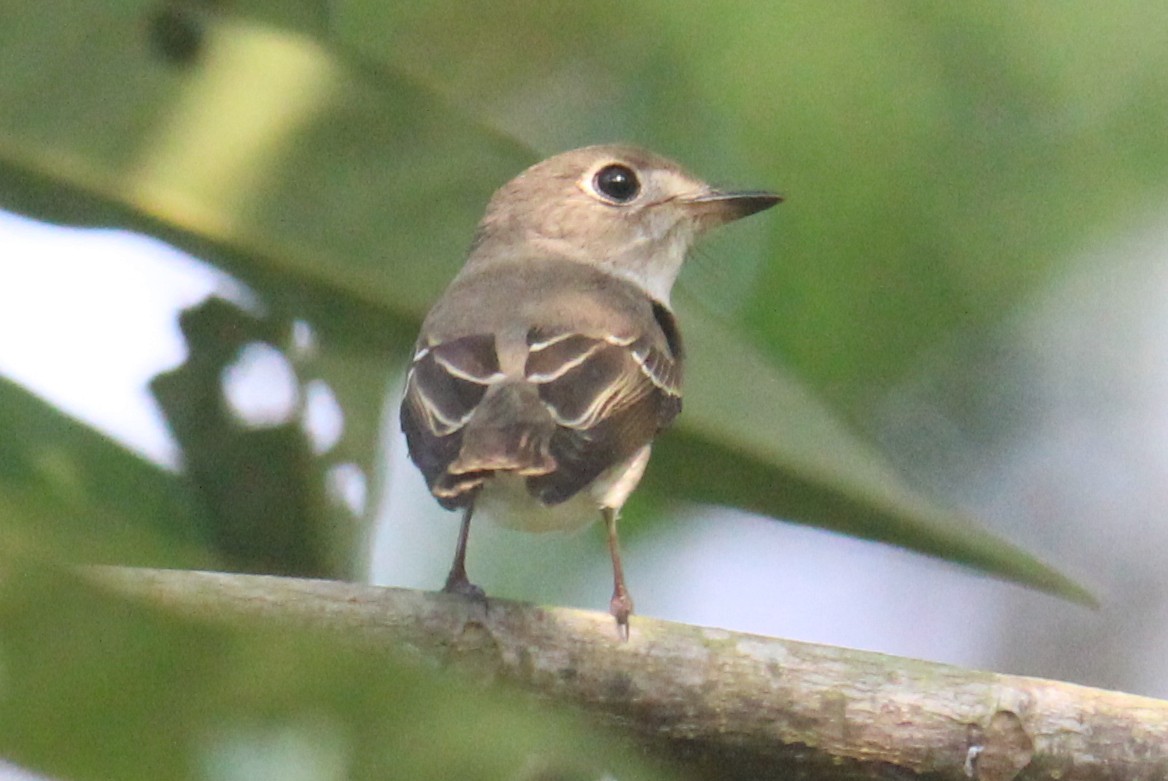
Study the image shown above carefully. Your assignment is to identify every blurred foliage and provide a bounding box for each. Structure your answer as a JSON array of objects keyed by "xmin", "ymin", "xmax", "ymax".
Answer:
[
  {"xmin": 0, "ymin": 0, "xmax": 1096, "ymax": 595},
  {"xmin": 0, "ymin": 376, "xmax": 211, "ymax": 568},
  {"xmin": 150, "ymin": 297, "xmax": 341, "ymax": 577},
  {"xmin": 3, "ymin": 0, "xmax": 1166, "ymax": 776}
]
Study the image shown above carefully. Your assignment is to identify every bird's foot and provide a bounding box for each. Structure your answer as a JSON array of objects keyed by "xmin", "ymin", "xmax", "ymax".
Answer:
[
  {"xmin": 443, "ymin": 572, "xmax": 486, "ymax": 602},
  {"xmin": 610, "ymin": 590, "xmax": 634, "ymax": 641}
]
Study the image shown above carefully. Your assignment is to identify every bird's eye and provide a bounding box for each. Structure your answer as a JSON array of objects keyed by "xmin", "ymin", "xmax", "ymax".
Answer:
[{"xmin": 592, "ymin": 164, "xmax": 640, "ymax": 203}]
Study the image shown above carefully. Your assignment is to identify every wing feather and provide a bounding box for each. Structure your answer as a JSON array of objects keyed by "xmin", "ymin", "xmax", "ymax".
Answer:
[
  {"xmin": 522, "ymin": 322, "xmax": 682, "ymax": 504},
  {"xmin": 400, "ymin": 334, "xmax": 500, "ymax": 508},
  {"xmin": 401, "ymin": 272, "xmax": 686, "ymax": 511}
]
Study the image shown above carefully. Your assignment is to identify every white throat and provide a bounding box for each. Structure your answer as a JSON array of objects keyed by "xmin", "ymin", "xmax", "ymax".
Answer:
[
  {"xmin": 525, "ymin": 232, "xmax": 689, "ymax": 306},
  {"xmin": 605, "ymin": 223, "xmax": 692, "ymax": 305}
]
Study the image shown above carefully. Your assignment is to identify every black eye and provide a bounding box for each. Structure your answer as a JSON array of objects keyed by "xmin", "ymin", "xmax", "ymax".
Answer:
[{"xmin": 593, "ymin": 164, "xmax": 640, "ymax": 203}]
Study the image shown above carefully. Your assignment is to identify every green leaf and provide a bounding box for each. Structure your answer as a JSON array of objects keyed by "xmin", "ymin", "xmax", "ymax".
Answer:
[
  {"xmin": 0, "ymin": 2, "xmax": 1097, "ymax": 598},
  {"xmin": 652, "ymin": 304, "xmax": 1092, "ymax": 603},
  {"xmin": 0, "ymin": 376, "xmax": 211, "ymax": 567}
]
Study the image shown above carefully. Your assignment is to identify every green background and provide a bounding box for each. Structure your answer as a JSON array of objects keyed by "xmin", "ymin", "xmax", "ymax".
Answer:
[{"xmin": 2, "ymin": 2, "xmax": 1166, "ymax": 778}]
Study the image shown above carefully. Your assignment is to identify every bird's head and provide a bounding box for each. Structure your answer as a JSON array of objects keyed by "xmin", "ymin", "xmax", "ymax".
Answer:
[{"xmin": 469, "ymin": 145, "xmax": 780, "ymax": 303}]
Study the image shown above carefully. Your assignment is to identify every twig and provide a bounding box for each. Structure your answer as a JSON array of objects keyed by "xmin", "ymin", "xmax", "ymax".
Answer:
[{"xmin": 93, "ymin": 567, "xmax": 1168, "ymax": 781}]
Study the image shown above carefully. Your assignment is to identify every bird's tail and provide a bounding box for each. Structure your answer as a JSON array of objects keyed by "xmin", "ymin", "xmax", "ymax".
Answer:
[{"xmin": 433, "ymin": 383, "xmax": 554, "ymax": 502}]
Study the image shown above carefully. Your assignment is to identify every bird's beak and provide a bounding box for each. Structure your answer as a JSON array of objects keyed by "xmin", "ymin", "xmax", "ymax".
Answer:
[{"xmin": 682, "ymin": 189, "xmax": 783, "ymax": 228}]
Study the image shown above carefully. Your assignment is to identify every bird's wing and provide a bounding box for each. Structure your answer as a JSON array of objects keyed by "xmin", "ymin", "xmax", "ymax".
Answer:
[
  {"xmin": 400, "ymin": 333, "xmax": 504, "ymax": 508},
  {"xmin": 401, "ymin": 262, "xmax": 684, "ymax": 509},
  {"xmin": 521, "ymin": 305, "xmax": 682, "ymax": 505}
]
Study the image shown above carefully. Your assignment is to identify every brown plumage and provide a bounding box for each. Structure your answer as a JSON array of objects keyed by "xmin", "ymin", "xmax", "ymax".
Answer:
[
  {"xmin": 400, "ymin": 144, "xmax": 779, "ymax": 638},
  {"xmin": 402, "ymin": 259, "xmax": 681, "ymax": 509}
]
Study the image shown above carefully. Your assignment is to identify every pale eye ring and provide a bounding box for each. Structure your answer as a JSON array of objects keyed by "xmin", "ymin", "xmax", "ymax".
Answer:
[{"xmin": 592, "ymin": 164, "xmax": 640, "ymax": 203}]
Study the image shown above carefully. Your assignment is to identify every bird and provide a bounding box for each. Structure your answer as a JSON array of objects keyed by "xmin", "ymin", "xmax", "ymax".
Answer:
[{"xmin": 400, "ymin": 144, "xmax": 780, "ymax": 638}]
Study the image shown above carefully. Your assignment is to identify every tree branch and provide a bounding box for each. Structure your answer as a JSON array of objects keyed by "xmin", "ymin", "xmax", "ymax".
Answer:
[{"xmin": 94, "ymin": 567, "xmax": 1167, "ymax": 781}]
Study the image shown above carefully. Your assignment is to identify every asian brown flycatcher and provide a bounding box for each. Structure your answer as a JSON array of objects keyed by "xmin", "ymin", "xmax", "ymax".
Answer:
[{"xmin": 401, "ymin": 145, "xmax": 779, "ymax": 637}]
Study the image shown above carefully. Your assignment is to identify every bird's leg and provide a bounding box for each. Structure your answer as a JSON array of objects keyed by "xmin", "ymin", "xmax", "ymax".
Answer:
[
  {"xmin": 602, "ymin": 506, "xmax": 634, "ymax": 640},
  {"xmin": 443, "ymin": 505, "xmax": 485, "ymax": 600}
]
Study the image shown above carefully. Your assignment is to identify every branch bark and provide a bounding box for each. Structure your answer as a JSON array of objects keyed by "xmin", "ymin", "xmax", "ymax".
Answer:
[{"xmin": 94, "ymin": 567, "xmax": 1167, "ymax": 781}]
